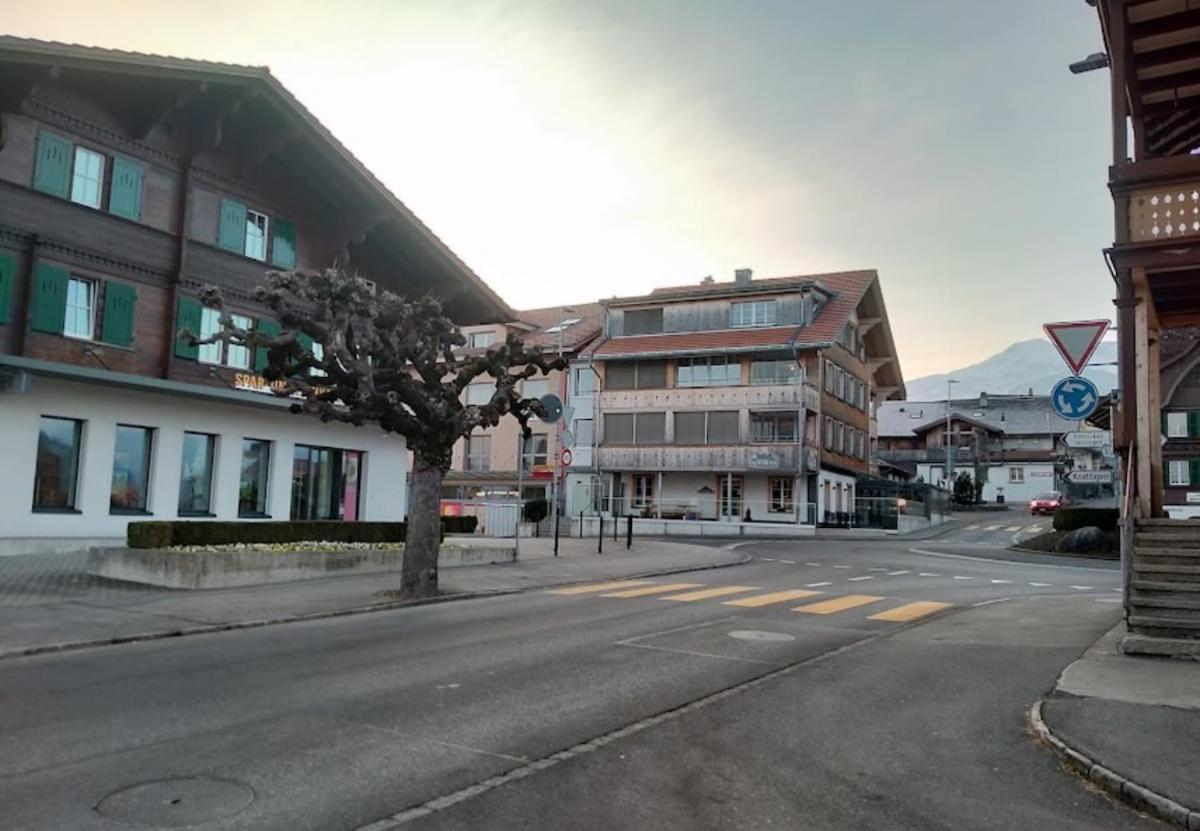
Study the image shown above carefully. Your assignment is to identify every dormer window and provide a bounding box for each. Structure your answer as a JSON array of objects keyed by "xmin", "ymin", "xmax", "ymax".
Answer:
[{"xmin": 731, "ymin": 299, "xmax": 777, "ymax": 328}]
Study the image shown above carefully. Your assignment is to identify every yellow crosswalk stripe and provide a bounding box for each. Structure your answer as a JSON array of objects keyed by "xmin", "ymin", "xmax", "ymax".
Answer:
[
  {"xmin": 984, "ymin": 524, "xmax": 1002, "ymax": 531},
  {"xmin": 601, "ymin": 582, "xmax": 705, "ymax": 598},
  {"xmin": 868, "ymin": 601, "xmax": 953, "ymax": 622},
  {"xmin": 1005, "ymin": 526, "xmax": 1021, "ymax": 532},
  {"xmin": 661, "ymin": 586, "xmax": 760, "ymax": 602},
  {"xmin": 1028, "ymin": 525, "xmax": 1043, "ymax": 533},
  {"xmin": 793, "ymin": 594, "xmax": 884, "ymax": 615},
  {"xmin": 722, "ymin": 589, "xmax": 822, "ymax": 608},
  {"xmin": 547, "ymin": 580, "xmax": 653, "ymax": 595}
]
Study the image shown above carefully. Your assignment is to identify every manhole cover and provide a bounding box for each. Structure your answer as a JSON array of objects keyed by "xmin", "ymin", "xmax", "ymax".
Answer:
[
  {"xmin": 728, "ymin": 630, "xmax": 795, "ymax": 642},
  {"xmin": 97, "ymin": 777, "xmax": 254, "ymax": 826}
]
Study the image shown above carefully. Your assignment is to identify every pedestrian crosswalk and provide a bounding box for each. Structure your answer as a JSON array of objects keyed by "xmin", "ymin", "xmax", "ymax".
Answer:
[{"xmin": 547, "ymin": 580, "xmax": 953, "ymax": 624}]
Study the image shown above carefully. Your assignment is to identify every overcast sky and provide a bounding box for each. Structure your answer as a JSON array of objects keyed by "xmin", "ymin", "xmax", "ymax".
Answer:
[{"xmin": 4, "ymin": 0, "xmax": 1113, "ymax": 379}]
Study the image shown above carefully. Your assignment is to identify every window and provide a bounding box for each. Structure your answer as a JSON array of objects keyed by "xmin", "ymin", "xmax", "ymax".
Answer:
[
  {"xmin": 574, "ymin": 418, "xmax": 595, "ymax": 446},
  {"xmin": 635, "ymin": 412, "xmax": 667, "ymax": 444},
  {"xmin": 468, "ymin": 331, "xmax": 496, "ymax": 349},
  {"xmin": 624, "ymin": 307, "xmax": 664, "ymax": 335},
  {"xmin": 769, "ymin": 477, "xmax": 794, "ymax": 513},
  {"xmin": 750, "ymin": 358, "xmax": 799, "ymax": 385},
  {"xmin": 63, "ymin": 277, "xmax": 96, "ymax": 340},
  {"xmin": 32, "ymin": 416, "xmax": 82, "ymax": 511},
  {"xmin": 751, "ymin": 411, "xmax": 798, "ymax": 443},
  {"xmin": 238, "ymin": 439, "xmax": 271, "ymax": 517},
  {"xmin": 677, "ymin": 356, "xmax": 740, "ymax": 387},
  {"xmin": 633, "ymin": 474, "xmax": 655, "ymax": 508},
  {"xmin": 465, "ymin": 434, "xmax": 491, "ymax": 472},
  {"xmin": 718, "ymin": 475, "xmax": 744, "ymax": 518},
  {"xmin": 466, "ymin": 384, "xmax": 492, "ymax": 405},
  {"xmin": 245, "ymin": 210, "xmax": 269, "ymax": 261},
  {"xmin": 674, "ymin": 412, "xmax": 707, "ymax": 444},
  {"xmin": 636, "ymin": 361, "xmax": 667, "ymax": 389},
  {"xmin": 110, "ymin": 425, "xmax": 153, "ymax": 513},
  {"xmin": 573, "ymin": 368, "xmax": 597, "ymax": 396},
  {"xmin": 1009, "ymin": 467, "xmax": 1025, "ymax": 484},
  {"xmin": 730, "ymin": 300, "xmax": 777, "ymax": 328},
  {"xmin": 291, "ymin": 445, "xmax": 363, "ymax": 521},
  {"xmin": 523, "ymin": 378, "xmax": 550, "ymax": 400},
  {"xmin": 226, "ymin": 314, "xmax": 251, "ymax": 369},
  {"xmin": 824, "ymin": 360, "xmax": 835, "ymax": 393},
  {"xmin": 1168, "ymin": 460, "xmax": 1190, "ymax": 487},
  {"xmin": 70, "ymin": 147, "xmax": 105, "ymax": 209},
  {"xmin": 522, "ymin": 434, "xmax": 548, "ymax": 469},
  {"xmin": 179, "ymin": 432, "xmax": 216, "ymax": 515},
  {"xmin": 605, "ymin": 413, "xmax": 635, "ymax": 444},
  {"xmin": 196, "ymin": 307, "xmax": 251, "ymax": 367},
  {"xmin": 709, "ymin": 411, "xmax": 740, "ymax": 443},
  {"xmin": 835, "ymin": 421, "xmax": 845, "ymax": 454},
  {"xmin": 1167, "ymin": 412, "xmax": 1189, "ymax": 439},
  {"xmin": 824, "ymin": 416, "xmax": 834, "ymax": 449},
  {"xmin": 605, "ymin": 360, "xmax": 665, "ymax": 390},
  {"xmin": 309, "ymin": 341, "xmax": 326, "ymax": 378}
]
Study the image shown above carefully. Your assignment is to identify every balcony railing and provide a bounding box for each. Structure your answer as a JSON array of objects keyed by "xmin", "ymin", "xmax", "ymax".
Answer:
[
  {"xmin": 599, "ymin": 383, "xmax": 820, "ymax": 412},
  {"xmin": 598, "ymin": 443, "xmax": 806, "ymax": 473},
  {"xmin": 1111, "ymin": 155, "xmax": 1200, "ymax": 245}
]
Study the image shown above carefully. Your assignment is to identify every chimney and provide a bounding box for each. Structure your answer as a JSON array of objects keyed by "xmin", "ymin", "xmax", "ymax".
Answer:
[
  {"xmin": 979, "ymin": 391, "xmax": 988, "ymax": 409},
  {"xmin": 734, "ymin": 268, "xmax": 753, "ymax": 286}
]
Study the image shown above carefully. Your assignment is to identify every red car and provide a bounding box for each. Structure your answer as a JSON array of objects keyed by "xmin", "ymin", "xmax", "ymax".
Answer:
[{"xmin": 1030, "ymin": 491, "xmax": 1068, "ymax": 515}]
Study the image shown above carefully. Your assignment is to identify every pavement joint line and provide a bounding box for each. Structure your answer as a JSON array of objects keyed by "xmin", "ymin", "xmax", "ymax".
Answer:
[
  {"xmin": 0, "ymin": 553, "xmax": 755, "ymax": 662},
  {"xmin": 1029, "ymin": 699, "xmax": 1200, "ymax": 829},
  {"xmin": 354, "ymin": 603, "xmax": 969, "ymax": 831}
]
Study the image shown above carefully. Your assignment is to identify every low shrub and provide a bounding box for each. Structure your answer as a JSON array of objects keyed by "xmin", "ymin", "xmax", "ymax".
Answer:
[
  {"xmin": 441, "ymin": 515, "xmax": 479, "ymax": 535},
  {"xmin": 1052, "ymin": 507, "xmax": 1119, "ymax": 533},
  {"xmin": 127, "ymin": 520, "xmax": 407, "ymax": 549}
]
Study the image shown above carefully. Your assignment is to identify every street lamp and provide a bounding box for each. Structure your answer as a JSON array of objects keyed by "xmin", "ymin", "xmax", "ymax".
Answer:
[{"xmin": 945, "ymin": 379, "xmax": 959, "ymax": 487}]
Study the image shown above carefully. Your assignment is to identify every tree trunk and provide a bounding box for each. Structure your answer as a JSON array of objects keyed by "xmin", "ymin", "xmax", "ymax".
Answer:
[{"xmin": 402, "ymin": 460, "xmax": 444, "ymax": 599}]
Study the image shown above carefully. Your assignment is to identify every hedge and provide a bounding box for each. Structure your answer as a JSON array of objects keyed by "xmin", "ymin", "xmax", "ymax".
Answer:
[
  {"xmin": 1052, "ymin": 507, "xmax": 1119, "ymax": 533},
  {"xmin": 127, "ymin": 520, "xmax": 408, "ymax": 549}
]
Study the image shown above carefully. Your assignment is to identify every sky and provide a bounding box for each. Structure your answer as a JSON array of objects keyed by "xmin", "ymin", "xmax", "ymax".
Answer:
[{"xmin": 2, "ymin": 0, "xmax": 1114, "ymax": 379}]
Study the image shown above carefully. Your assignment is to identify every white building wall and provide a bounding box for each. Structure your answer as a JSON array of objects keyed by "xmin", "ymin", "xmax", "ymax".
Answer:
[
  {"xmin": 817, "ymin": 469, "xmax": 856, "ymax": 520},
  {"xmin": 1, "ymin": 378, "xmax": 408, "ymax": 554}
]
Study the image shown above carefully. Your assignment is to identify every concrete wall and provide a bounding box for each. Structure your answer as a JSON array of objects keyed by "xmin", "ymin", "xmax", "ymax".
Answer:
[{"xmin": 0, "ymin": 377, "xmax": 408, "ymax": 554}]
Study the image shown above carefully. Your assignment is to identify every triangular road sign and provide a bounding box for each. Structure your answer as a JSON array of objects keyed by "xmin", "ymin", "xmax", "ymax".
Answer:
[{"xmin": 1043, "ymin": 319, "xmax": 1110, "ymax": 376}]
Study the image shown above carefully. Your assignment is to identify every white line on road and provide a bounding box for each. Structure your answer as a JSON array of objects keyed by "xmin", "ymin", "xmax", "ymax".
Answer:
[
  {"xmin": 918, "ymin": 573, "xmax": 940, "ymax": 577},
  {"xmin": 1070, "ymin": 586, "xmax": 1095, "ymax": 591},
  {"xmin": 867, "ymin": 567, "xmax": 889, "ymax": 572},
  {"xmin": 833, "ymin": 565, "xmax": 852, "ymax": 569},
  {"xmin": 848, "ymin": 576, "xmax": 874, "ymax": 582},
  {"xmin": 1029, "ymin": 582, "xmax": 1052, "ymax": 587},
  {"xmin": 1095, "ymin": 598, "xmax": 1122, "ymax": 604},
  {"xmin": 966, "ymin": 524, "xmax": 981, "ymax": 530},
  {"xmin": 886, "ymin": 570, "xmax": 910, "ymax": 576},
  {"xmin": 953, "ymin": 576, "xmax": 973, "ymax": 580},
  {"xmin": 990, "ymin": 579, "xmax": 1013, "ymax": 584},
  {"xmin": 1005, "ymin": 526, "xmax": 1021, "ymax": 532},
  {"xmin": 985, "ymin": 525, "xmax": 1002, "ymax": 531},
  {"xmin": 973, "ymin": 597, "xmax": 1012, "ymax": 607},
  {"xmin": 908, "ymin": 547, "xmax": 1118, "ymax": 572},
  {"xmin": 761, "ymin": 558, "xmax": 775, "ymax": 562},
  {"xmin": 780, "ymin": 560, "xmax": 795, "ymax": 564},
  {"xmin": 805, "ymin": 582, "xmax": 832, "ymax": 588},
  {"xmin": 805, "ymin": 562, "xmax": 823, "ymax": 567}
]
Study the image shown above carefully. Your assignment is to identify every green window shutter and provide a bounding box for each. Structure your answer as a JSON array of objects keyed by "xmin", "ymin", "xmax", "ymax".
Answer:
[
  {"xmin": 1191, "ymin": 460, "xmax": 1200, "ymax": 487},
  {"xmin": 100, "ymin": 281, "xmax": 137, "ymax": 347},
  {"xmin": 33, "ymin": 130, "xmax": 72, "ymax": 198},
  {"xmin": 1162, "ymin": 411, "xmax": 1169, "ymax": 435},
  {"xmin": 270, "ymin": 217, "xmax": 296, "ymax": 268},
  {"xmin": 254, "ymin": 319, "xmax": 280, "ymax": 372},
  {"xmin": 0, "ymin": 250, "xmax": 14, "ymax": 325},
  {"xmin": 30, "ymin": 263, "xmax": 69, "ymax": 334},
  {"xmin": 174, "ymin": 296, "xmax": 203, "ymax": 360},
  {"xmin": 108, "ymin": 157, "xmax": 144, "ymax": 221},
  {"xmin": 1189, "ymin": 412, "xmax": 1200, "ymax": 439},
  {"xmin": 217, "ymin": 198, "xmax": 247, "ymax": 253}
]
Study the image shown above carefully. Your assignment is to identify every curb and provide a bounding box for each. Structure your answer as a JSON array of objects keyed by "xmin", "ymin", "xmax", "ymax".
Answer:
[
  {"xmin": 0, "ymin": 552, "xmax": 753, "ymax": 662},
  {"xmin": 1029, "ymin": 699, "xmax": 1200, "ymax": 829}
]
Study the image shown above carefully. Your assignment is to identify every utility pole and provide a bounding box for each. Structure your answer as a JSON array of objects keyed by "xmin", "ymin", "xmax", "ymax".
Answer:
[
  {"xmin": 550, "ymin": 306, "xmax": 575, "ymax": 556},
  {"xmin": 945, "ymin": 378, "xmax": 959, "ymax": 487}
]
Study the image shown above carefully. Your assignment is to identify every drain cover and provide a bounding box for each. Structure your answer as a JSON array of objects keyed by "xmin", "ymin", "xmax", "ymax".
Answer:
[
  {"xmin": 728, "ymin": 630, "xmax": 795, "ymax": 642},
  {"xmin": 97, "ymin": 777, "xmax": 254, "ymax": 826}
]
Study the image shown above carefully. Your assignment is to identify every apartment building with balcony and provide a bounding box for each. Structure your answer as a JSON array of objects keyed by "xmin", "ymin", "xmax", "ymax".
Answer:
[
  {"xmin": 0, "ymin": 37, "xmax": 510, "ymax": 554},
  {"xmin": 589, "ymin": 268, "xmax": 905, "ymax": 526}
]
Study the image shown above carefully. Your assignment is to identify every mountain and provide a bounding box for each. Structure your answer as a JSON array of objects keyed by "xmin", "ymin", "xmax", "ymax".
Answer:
[{"xmin": 904, "ymin": 338, "xmax": 1117, "ymax": 401}]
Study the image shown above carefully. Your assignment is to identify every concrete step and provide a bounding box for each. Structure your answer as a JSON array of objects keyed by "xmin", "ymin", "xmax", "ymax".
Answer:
[
  {"xmin": 1128, "ymin": 614, "xmax": 1200, "ymax": 636},
  {"xmin": 1132, "ymin": 563, "xmax": 1200, "ymax": 577},
  {"xmin": 1130, "ymin": 590, "xmax": 1200, "ymax": 610}
]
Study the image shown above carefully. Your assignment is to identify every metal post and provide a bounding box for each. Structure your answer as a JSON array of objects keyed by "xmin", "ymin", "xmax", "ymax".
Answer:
[
  {"xmin": 515, "ymin": 433, "xmax": 524, "ymax": 560},
  {"xmin": 626, "ymin": 514, "xmax": 632, "ymax": 549},
  {"xmin": 945, "ymin": 379, "xmax": 958, "ymax": 487},
  {"xmin": 553, "ymin": 502, "xmax": 560, "ymax": 555},
  {"xmin": 579, "ymin": 510, "xmax": 584, "ymax": 539},
  {"xmin": 598, "ymin": 515, "xmax": 603, "ymax": 554}
]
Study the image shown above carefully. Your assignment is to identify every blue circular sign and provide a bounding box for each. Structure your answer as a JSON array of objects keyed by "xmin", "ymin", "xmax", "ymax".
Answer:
[{"xmin": 1051, "ymin": 376, "xmax": 1100, "ymax": 421}]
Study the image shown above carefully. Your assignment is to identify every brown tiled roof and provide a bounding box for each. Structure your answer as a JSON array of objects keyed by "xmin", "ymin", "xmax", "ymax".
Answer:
[
  {"xmin": 511, "ymin": 302, "xmax": 605, "ymax": 351},
  {"xmin": 593, "ymin": 270, "xmax": 877, "ymax": 358}
]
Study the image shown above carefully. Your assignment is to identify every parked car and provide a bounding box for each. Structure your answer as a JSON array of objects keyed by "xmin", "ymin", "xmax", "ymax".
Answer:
[{"xmin": 1030, "ymin": 491, "xmax": 1068, "ymax": 515}]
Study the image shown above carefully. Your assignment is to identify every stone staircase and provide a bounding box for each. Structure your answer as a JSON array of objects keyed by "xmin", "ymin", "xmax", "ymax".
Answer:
[{"xmin": 1129, "ymin": 519, "xmax": 1200, "ymax": 645}]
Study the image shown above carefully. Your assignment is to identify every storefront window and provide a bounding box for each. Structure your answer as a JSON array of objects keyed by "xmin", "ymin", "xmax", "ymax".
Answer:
[
  {"xmin": 179, "ymin": 432, "xmax": 216, "ymax": 515},
  {"xmin": 111, "ymin": 425, "xmax": 153, "ymax": 513},
  {"xmin": 33, "ymin": 416, "xmax": 83, "ymax": 511},
  {"xmin": 238, "ymin": 439, "xmax": 271, "ymax": 517},
  {"xmin": 291, "ymin": 445, "xmax": 363, "ymax": 520}
]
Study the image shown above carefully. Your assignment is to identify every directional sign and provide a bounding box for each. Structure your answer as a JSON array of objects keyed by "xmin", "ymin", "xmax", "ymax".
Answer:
[
  {"xmin": 1052, "ymin": 376, "xmax": 1100, "ymax": 421},
  {"xmin": 1044, "ymin": 319, "xmax": 1110, "ymax": 376},
  {"xmin": 1065, "ymin": 430, "xmax": 1111, "ymax": 449},
  {"xmin": 1066, "ymin": 469, "xmax": 1114, "ymax": 484}
]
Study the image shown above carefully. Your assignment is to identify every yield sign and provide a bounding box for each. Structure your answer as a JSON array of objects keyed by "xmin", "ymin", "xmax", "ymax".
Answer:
[{"xmin": 1043, "ymin": 319, "xmax": 1110, "ymax": 376}]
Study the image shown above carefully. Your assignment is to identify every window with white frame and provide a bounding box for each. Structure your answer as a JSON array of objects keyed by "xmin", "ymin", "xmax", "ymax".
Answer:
[
  {"xmin": 1168, "ymin": 460, "xmax": 1190, "ymax": 486},
  {"xmin": 465, "ymin": 384, "xmax": 492, "ymax": 406},
  {"xmin": 573, "ymin": 368, "xmax": 596, "ymax": 396},
  {"xmin": 468, "ymin": 331, "xmax": 495, "ymax": 349},
  {"xmin": 824, "ymin": 416, "xmax": 834, "ymax": 449},
  {"xmin": 574, "ymin": 418, "xmax": 594, "ymax": 446},
  {"xmin": 70, "ymin": 147, "xmax": 105, "ymax": 209},
  {"xmin": 750, "ymin": 358, "xmax": 799, "ymax": 385},
  {"xmin": 730, "ymin": 299, "xmax": 777, "ymax": 328},
  {"xmin": 769, "ymin": 477, "xmax": 794, "ymax": 513},
  {"xmin": 824, "ymin": 360, "xmax": 835, "ymax": 393},
  {"xmin": 633, "ymin": 474, "xmax": 655, "ymax": 508},
  {"xmin": 1009, "ymin": 467, "xmax": 1025, "ymax": 483},
  {"xmin": 226, "ymin": 314, "xmax": 251, "ymax": 369},
  {"xmin": 244, "ymin": 210, "xmax": 269, "ymax": 261},
  {"xmin": 750, "ymin": 411, "xmax": 798, "ymax": 443},
  {"xmin": 197, "ymin": 307, "xmax": 251, "ymax": 367},
  {"xmin": 465, "ymin": 434, "xmax": 491, "ymax": 472},
  {"xmin": 1167, "ymin": 412, "xmax": 1189, "ymax": 439},
  {"xmin": 63, "ymin": 277, "xmax": 96, "ymax": 339},
  {"xmin": 309, "ymin": 341, "xmax": 326, "ymax": 378},
  {"xmin": 677, "ymin": 355, "xmax": 740, "ymax": 387}
]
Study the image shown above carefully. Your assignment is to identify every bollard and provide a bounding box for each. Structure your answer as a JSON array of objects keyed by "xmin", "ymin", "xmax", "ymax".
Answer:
[
  {"xmin": 626, "ymin": 514, "xmax": 633, "ymax": 549},
  {"xmin": 579, "ymin": 511, "xmax": 584, "ymax": 539},
  {"xmin": 614, "ymin": 515, "xmax": 619, "ymax": 541},
  {"xmin": 553, "ymin": 510, "xmax": 560, "ymax": 557},
  {"xmin": 598, "ymin": 516, "xmax": 603, "ymax": 554}
]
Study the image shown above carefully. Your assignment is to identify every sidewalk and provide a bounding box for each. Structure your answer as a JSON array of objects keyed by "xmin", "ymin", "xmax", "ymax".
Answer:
[
  {"xmin": 1036, "ymin": 622, "xmax": 1200, "ymax": 828},
  {"xmin": 0, "ymin": 537, "xmax": 747, "ymax": 659}
]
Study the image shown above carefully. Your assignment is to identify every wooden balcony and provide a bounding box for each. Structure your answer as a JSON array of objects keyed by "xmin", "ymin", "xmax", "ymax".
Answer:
[
  {"xmin": 1111, "ymin": 156, "xmax": 1200, "ymax": 246},
  {"xmin": 599, "ymin": 382, "xmax": 819, "ymax": 412},
  {"xmin": 597, "ymin": 443, "xmax": 808, "ymax": 473}
]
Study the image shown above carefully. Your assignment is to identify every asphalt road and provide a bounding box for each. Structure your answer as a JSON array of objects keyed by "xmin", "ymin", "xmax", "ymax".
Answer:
[{"xmin": 0, "ymin": 537, "xmax": 1155, "ymax": 830}]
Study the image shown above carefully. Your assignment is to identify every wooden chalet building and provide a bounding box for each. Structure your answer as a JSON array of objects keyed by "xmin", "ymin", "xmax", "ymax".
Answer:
[{"xmin": 0, "ymin": 37, "xmax": 509, "ymax": 555}]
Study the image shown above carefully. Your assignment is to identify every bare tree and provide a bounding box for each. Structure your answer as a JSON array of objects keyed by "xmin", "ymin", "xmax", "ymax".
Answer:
[{"xmin": 186, "ymin": 268, "xmax": 564, "ymax": 598}]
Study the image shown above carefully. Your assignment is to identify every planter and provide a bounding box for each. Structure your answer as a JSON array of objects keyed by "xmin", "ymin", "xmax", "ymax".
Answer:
[{"xmin": 87, "ymin": 543, "xmax": 516, "ymax": 589}]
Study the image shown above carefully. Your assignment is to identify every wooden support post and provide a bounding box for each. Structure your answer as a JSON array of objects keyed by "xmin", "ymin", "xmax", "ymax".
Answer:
[
  {"xmin": 1148, "ymin": 317, "xmax": 1163, "ymax": 518},
  {"xmin": 1134, "ymin": 271, "xmax": 1159, "ymax": 518}
]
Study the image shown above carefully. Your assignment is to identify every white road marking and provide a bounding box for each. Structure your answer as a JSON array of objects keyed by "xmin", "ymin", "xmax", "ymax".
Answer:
[
  {"xmin": 886, "ymin": 570, "xmax": 910, "ymax": 576},
  {"xmin": 805, "ymin": 582, "xmax": 832, "ymax": 588},
  {"xmin": 990, "ymin": 579, "xmax": 1013, "ymax": 584},
  {"xmin": 1028, "ymin": 525, "xmax": 1043, "ymax": 533},
  {"xmin": 1070, "ymin": 586, "xmax": 1095, "ymax": 591},
  {"xmin": 1005, "ymin": 526, "xmax": 1021, "ymax": 532},
  {"xmin": 848, "ymin": 576, "xmax": 874, "ymax": 582},
  {"xmin": 953, "ymin": 576, "xmax": 973, "ymax": 580},
  {"xmin": 1095, "ymin": 598, "xmax": 1122, "ymax": 604},
  {"xmin": 1029, "ymin": 582, "xmax": 1052, "ymax": 587},
  {"xmin": 833, "ymin": 565, "xmax": 852, "ymax": 569},
  {"xmin": 973, "ymin": 597, "xmax": 1011, "ymax": 607},
  {"xmin": 908, "ymin": 547, "xmax": 1119, "ymax": 573},
  {"xmin": 1112, "ymin": 588, "xmax": 1122, "ymax": 593},
  {"xmin": 780, "ymin": 560, "xmax": 795, "ymax": 564},
  {"xmin": 985, "ymin": 525, "xmax": 1002, "ymax": 531},
  {"xmin": 966, "ymin": 524, "xmax": 981, "ymax": 530},
  {"xmin": 918, "ymin": 572, "xmax": 940, "ymax": 577},
  {"xmin": 761, "ymin": 558, "xmax": 775, "ymax": 562},
  {"xmin": 805, "ymin": 562, "xmax": 823, "ymax": 567},
  {"xmin": 867, "ymin": 567, "xmax": 889, "ymax": 572}
]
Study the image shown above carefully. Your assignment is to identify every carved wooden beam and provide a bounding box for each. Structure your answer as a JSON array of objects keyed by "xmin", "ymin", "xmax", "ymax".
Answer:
[
  {"xmin": 209, "ymin": 88, "xmax": 258, "ymax": 152},
  {"xmin": 241, "ymin": 126, "xmax": 303, "ymax": 175},
  {"xmin": 857, "ymin": 316, "xmax": 882, "ymax": 335},
  {"xmin": 137, "ymin": 81, "xmax": 208, "ymax": 140},
  {"xmin": 868, "ymin": 357, "xmax": 893, "ymax": 372}
]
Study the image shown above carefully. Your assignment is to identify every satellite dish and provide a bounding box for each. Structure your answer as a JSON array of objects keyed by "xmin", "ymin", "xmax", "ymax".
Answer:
[{"xmin": 539, "ymin": 393, "xmax": 563, "ymax": 423}]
